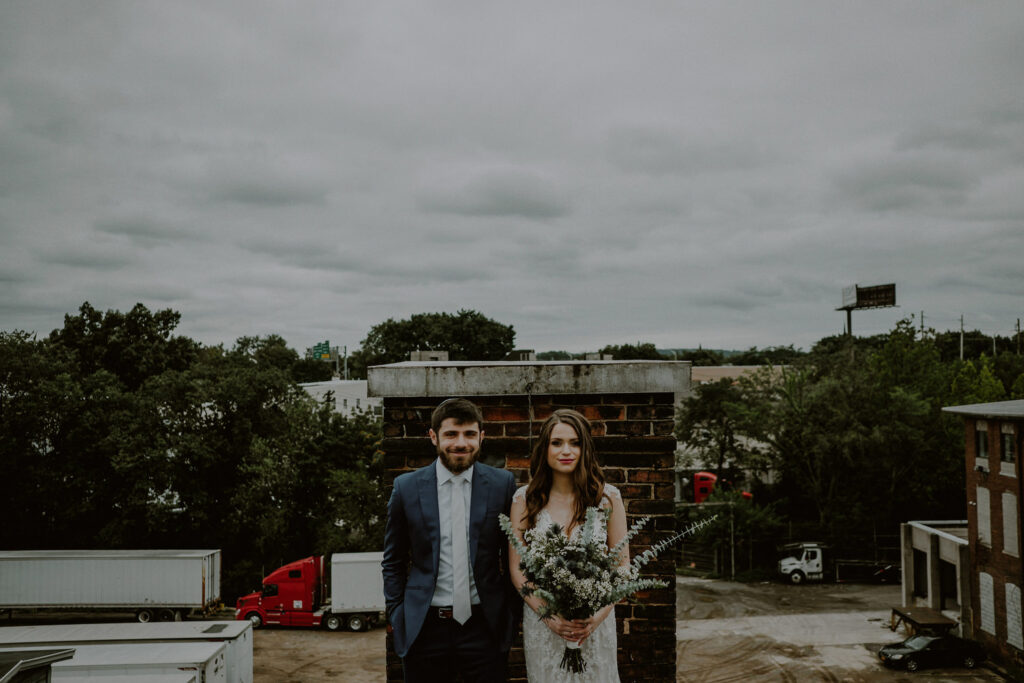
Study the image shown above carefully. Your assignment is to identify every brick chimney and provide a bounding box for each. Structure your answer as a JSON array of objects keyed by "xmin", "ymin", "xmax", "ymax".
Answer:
[{"xmin": 369, "ymin": 359, "xmax": 691, "ymax": 682}]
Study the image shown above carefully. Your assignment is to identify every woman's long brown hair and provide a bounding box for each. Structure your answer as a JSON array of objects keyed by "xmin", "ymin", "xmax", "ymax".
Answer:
[{"xmin": 524, "ymin": 409, "xmax": 606, "ymax": 531}]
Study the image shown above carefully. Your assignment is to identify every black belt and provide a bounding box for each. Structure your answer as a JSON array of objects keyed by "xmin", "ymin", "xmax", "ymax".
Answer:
[{"xmin": 429, "ymin": 604, "xmax": 482, "ymax": 620}]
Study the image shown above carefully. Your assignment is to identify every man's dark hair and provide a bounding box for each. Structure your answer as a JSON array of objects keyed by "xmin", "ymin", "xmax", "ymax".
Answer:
[{"xmin": 430, "ymin": 397, "xmax": 483, "ymax": 433}]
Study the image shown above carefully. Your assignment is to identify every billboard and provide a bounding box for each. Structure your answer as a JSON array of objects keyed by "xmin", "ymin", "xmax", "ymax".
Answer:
[{"xmin": 839, "ymin": 283, "xmax": 896, "ymax": 310}]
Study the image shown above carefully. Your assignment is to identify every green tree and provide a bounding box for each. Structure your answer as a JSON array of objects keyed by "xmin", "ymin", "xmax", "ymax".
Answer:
[
  {"xmin": 349, "ymin": 310, "xmax": 515, "ymax": 378},
  {"xmin": 598, "ymin": 342, "xmax": 662, "ymax": 360},
  {"xmin": 48, "ymin": 302, "xmax": 199, "ymax": 391},
  {"xmin": 950, "ymin": 355, "xmax": 1006, "ymax": 405},
  {"xmin": 729, "ymin": 345, "xmax": 804, "ymax": 366},
  {"xmin": 537, "ymin": 350, "xmax": 573, "ymax": 360},
  {"xmin": 676, "ymin": 378, "xmax": 760, "ymax": 478},
  {"xmin": 291, "ymin": 357, "xmax": 334, "ymax": 383},
  {"xmin": 677, "ymin": 348, "xmax": 725, "ymax": 366},
  {"xmin": 747, "ymin": 322, "xmax": 966, "ymax": 531}
]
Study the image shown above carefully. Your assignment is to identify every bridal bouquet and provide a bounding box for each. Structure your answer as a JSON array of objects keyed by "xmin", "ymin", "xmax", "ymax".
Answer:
[{"xmin": 500, "ymin": 507, "xmax": 716, "ymax": 673}]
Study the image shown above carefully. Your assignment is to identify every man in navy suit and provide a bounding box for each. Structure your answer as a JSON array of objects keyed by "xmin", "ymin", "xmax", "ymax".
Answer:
[{"xmin": 382, "ymin": 398, "xmax": 518, "ymax": 682}]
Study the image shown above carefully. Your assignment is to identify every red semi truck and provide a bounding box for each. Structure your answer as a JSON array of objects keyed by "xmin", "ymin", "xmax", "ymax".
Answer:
[{"xmin": 235, "ymin": 551, "xmax": 384, "ymax": 632}]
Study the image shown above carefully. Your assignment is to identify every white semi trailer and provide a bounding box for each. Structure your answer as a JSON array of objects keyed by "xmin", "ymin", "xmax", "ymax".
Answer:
[
  {"xmin": 0, "ymin": 550, "xmax": 221, "ymax": 623},
  {"xmin": 0, "ymin": 621, "xmax": 252, "ymax": 683}
]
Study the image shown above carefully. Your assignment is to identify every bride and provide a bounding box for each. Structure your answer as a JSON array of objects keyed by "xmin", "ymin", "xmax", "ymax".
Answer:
[{"xmin": 508, "ymin": 409, "xmax": 627, "ymax": 682}]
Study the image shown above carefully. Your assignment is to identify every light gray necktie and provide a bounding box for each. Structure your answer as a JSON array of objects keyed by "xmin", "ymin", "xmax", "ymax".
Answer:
[{"xmin": 451, "ymin": 476, "xmax": 471, "ymax": 624}]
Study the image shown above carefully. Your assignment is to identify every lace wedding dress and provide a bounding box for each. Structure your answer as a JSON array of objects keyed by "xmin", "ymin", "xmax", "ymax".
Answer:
[{"xmin": 515, "ymin": 485, "xmax": 621, "ymax": 683}]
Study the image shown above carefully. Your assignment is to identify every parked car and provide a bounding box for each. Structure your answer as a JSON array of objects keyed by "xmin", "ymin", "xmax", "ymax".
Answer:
[{"xmin": 878, "ymin": 634, "xmax": 985, "ymax": 672}]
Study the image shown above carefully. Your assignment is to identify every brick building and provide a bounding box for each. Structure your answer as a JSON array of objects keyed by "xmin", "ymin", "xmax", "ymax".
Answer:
[
  {"xmin": 942, "ymin": 399, "xmax": 1024, "ymax": 672},
  {"xmin": 368, "ymin": 360, "xmax": 690, "ymax": 682}
]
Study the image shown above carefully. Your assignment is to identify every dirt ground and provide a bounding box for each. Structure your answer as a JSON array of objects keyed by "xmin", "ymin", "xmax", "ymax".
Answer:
[
  {"xmin": 249, "ymin": 578, "xmax": 1012, "ymax": 682},
  {"xmin": 675, "ymin": 576, "xmax": 1008, "ymax": 682},
  {"xmin": 2, "ymin": 583, "xmax": 1012, "ymax": 682}
]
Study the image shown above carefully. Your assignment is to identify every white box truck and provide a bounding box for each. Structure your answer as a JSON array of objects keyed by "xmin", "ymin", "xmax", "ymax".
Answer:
[
  {"xmin": 0, "ymin": 621, "xmax": 251, "ymax": 683},
  {"xmin": 235, "ymin": 552, "xmax": 384, "ymax": 631},
  {"xmin": 776, "ymin": 542, "xmax": 900, "ymax": 584},
  {"xmin": 0, "ymin": 550, "xmax": 221, "ymax": 623}
]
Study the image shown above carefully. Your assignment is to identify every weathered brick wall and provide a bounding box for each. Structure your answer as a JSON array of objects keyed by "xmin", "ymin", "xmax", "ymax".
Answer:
[
  {"xmin": 370, "ymin": 361, "xmax": 687, "ymax": 682},
  {"xmin": 964, "ymin": 416, "xmax": 1024, "ymax": 673}
]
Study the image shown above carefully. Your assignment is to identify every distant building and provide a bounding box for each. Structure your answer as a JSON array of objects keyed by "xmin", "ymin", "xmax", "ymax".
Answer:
[
  {"xmin": 300, "ymin": 379, "xmax": 382, "ymax": 417},
  {"xmin": 942, "ymin": 399, "xmax": 1024, "ymax": 671},
  {"xmin": 899, "ymin": 520, "xmax": 970, "ymax": 631},
  {"xmin": 409, "ymin": 350, "xmax": 449, "ymax": 362},
  {"xmin": 503, "ymin": 349, "xmax": 537, "ymax": 361}
]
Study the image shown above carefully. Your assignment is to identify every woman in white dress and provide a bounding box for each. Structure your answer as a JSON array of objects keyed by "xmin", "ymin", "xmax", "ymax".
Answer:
[{"xmin": 508, "ymin": 409, "xmax": 628, "ymax": 682}]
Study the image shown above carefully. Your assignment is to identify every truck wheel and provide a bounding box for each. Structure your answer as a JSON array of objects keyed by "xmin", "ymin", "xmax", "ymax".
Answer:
[
  {"xmin": 324, "ymin": 615, "xmax": 343, "ymax": 632},
  {"xmin": 246, "ymin": 612, "xmax": 263, "ymax": 629},
  {"xmin": 347, "ymin": 614, "xmax": 366, "ymax": 632},
  {"xmin": 158, "ymin": 609, "xmax": 176, "ymax": 622},
  {"xmin": 788, "ymin": 570, "xmax": 806, "ymax": 585},
  {"xmin": 136, "ymin": 609, "xmax": 154, "ymax": 623}
]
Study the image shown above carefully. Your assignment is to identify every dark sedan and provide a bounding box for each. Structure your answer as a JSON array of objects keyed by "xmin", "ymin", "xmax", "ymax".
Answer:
[{"xmin": 878, "ymin": 633, "xmax": 985, "ymax": 672}]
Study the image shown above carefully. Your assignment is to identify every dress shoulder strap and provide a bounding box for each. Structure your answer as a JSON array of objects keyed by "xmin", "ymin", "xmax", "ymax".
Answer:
[
  {"xmin": 512, "ymin": 485, "xmax": 528, "ymax": 504},
  {"xmin": 601, "ymin": 483, "xmax": 621, "ymax": 507}
]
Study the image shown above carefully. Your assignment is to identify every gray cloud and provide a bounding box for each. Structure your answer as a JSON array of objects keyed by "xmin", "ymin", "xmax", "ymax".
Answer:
[
  {"xmin": 2, "ymin": 2, "xmax": 1024, "ymax": 352},
  {"xmin": 38, "ymin": 246, "xmax": 135, "ymax": 270},
  {"xmin": 418, "ymin": 170, "xmax": 570, "ymax": 220},
  {"xmin": 606, "ymin": 127, "xmax": 771, "ymax": 176},
  {"xmin": 94, "ymin": 216, "xmax": 206, "ymax": 246},
  {"xmin": 831, "ymin": 157, "xmax": 974, "ymax": 212}
]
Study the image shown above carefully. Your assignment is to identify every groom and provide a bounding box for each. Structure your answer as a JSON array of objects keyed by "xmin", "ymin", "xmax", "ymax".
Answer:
[{"xmin": 382, "ymin": 398, "xmax": 518, "ymax": 682}]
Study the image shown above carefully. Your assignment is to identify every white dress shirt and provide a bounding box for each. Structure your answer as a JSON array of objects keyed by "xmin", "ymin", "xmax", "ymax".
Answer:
[{"xmin": 431, "ymin": 458, "xmax": 481, "ymax": 607}]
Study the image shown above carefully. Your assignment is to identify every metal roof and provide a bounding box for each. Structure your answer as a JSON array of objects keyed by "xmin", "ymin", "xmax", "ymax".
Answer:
[
  {"xmin": 0, "ymin": 621, "xmax": 250, "ymax": 646},
  {"xmin": 941, "ymin": 399, "xmax": 1024, "ymax": 419},
  {"xmin": 0, "ymin": 648, "xmax": 74, "ymax": 683},
  {"xmin": 0, "ymin": 550, "xmax": 219, "ymax": 560}
]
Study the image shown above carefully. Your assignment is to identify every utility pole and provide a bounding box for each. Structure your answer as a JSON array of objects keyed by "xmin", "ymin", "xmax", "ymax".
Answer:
[
  {"xmin": 920, "ymin": 311, "xmax": 924, "ymax": 335},
  {"xmin": 1017, "ymin": 319, "xmax": 1021, "ymax": 356},
  {"xmin": 960, "ymin": 315, "xmax": 965, "ymax": 361}
]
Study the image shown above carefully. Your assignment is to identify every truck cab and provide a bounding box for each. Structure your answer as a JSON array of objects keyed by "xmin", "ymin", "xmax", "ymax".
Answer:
[
  {"xmin": 777, "ymin": 542, "xmax": 827, "ymax": 584},
  {"xmin": 235, "ymin": 556, "xmax": 323, "ymax": 628},
  {"xmin": 235, "ymin": 552, "xmax": 384, "ymax": 631}
]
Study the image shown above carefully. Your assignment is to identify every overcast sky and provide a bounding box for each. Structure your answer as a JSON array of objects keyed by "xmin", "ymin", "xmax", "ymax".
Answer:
[{"xmin": 2, "ymin": 2, "xmax": 1023, "ymax": 355}]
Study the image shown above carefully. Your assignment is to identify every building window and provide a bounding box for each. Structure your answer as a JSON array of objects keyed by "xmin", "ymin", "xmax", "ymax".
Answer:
[
  {"xmin": 978, "ymin": 486, "xmax": 991, "ymax": 547},
  {"xmin": 1008, "ymin": 583, "xmax": 1024, "ymax": 650},
  {"xmin": 980, "ymin": 572, "xmax": 996, "ymax": 635},
  {"xmin": 1004, "ymin": 492, "xmax": 1020, "ymax": 557},
  {"xmin": 1002, "ymin": 424, "xmax": 1017, "ymax": 464},
  {"xmin": 976, "ymin": 420, "xmax": 989, "ymax": 471}
]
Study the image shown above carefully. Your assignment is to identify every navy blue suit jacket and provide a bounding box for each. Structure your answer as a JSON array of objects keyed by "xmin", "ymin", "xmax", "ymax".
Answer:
[{"xmin": 382, "ymin": 460, "xmax": 518, "ymax": 658}]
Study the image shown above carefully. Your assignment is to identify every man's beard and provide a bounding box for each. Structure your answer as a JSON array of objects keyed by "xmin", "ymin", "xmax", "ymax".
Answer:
[{"xmin": 438, "ymin": 445, "xmax": 479, "ymax": 474}]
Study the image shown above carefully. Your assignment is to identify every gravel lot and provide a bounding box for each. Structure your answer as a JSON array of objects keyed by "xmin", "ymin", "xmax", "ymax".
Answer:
[{"xmin": 675, "ymin": 576, "xmax": 1008, "ymax": 682}]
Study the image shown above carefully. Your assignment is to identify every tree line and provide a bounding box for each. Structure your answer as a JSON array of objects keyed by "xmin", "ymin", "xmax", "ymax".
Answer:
[
  {"xmin": 1, "ymin": 303, "xmax": 384, "ymax": 600},
  {"xmin": 5, "ymin": 303, "xmax": 1023, "ymax": 594},
  {"xmin": 676, "ymin": 319, "xmax": 1024, "ymax": 567}
]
